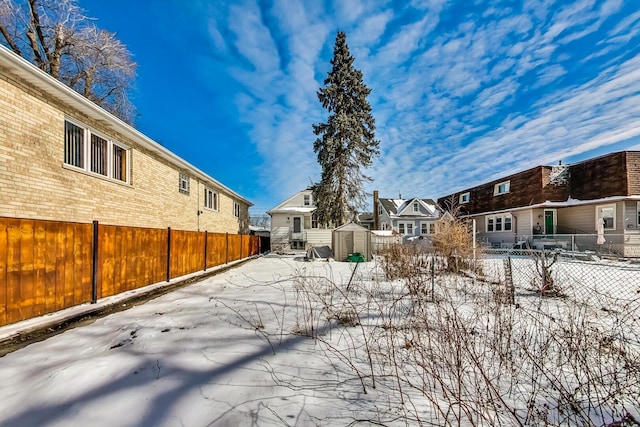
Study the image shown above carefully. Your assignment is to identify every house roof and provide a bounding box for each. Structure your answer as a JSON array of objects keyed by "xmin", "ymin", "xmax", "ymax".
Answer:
[
  {"xmin": 0, "ymin": 44, "xmax": 252, "ymax": 206},
  {"xmin": 333, "ymin": 222, "xmax": 370, "ymax": 232},
  {"xmin": 267, "ymin": 189, "xmax": 315, "ymax": 215},
  {"xmin": 358, "ymin": 212, "xmax": 374, "ymax": 222},
  {"xmin": 379, "ymin": 197, "xmax": 438, "ymax": 216}
]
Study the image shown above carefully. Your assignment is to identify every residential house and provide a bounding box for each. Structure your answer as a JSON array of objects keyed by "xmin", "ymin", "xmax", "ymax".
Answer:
[
  {"xmin": 0, "ymin": 45, "xmax": 251, "ymax": 233},
  {"xmin": 267, "ymin": 189, "xmax": 332, "ymax": 251},
  {"xmin": 437, "ymin": 151, "xmax": 640, "ymax": 256},
  {"xmin": 373, "ymin": 191, "xmax": 440, "ymax": 238}
]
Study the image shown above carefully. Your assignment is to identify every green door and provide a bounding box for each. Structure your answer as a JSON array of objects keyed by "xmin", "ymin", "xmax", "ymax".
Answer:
[{"xmin": 544, "ymin": 210, "xmax": 554, "ymax": 234}]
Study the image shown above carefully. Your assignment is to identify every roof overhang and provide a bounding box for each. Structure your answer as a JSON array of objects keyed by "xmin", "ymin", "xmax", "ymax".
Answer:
[{"xmin": 0, "ymin": 45, "xmax": 252, "ymax": 206}]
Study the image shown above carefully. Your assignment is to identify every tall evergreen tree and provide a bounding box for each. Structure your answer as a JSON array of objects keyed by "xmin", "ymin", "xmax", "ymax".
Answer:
[{"xmin": 313, "ymin": 31, "xmax": 379, "ymax": 227}]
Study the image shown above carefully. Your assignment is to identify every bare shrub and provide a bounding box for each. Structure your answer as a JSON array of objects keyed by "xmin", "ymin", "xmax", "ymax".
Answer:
[{"xmin": 431, "ymin": 208, "xmax": 478, "ymax": 274}]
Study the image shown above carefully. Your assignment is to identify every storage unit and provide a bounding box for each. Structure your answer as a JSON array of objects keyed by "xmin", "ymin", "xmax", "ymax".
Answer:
[{"xmin": 332, "ymin": 222, "xmax": 372, "ymax": 262}]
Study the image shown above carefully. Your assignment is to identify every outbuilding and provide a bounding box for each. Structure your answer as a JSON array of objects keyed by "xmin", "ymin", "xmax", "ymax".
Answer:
[{"xmin": 332, "ymin": 222, "xmax": 372, "ymax": 262}]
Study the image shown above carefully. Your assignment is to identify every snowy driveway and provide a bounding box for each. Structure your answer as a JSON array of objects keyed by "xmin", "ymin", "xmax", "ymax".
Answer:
[{"xmin": 0, "ymin": 256, "xmax": 374, "ymax": 427}]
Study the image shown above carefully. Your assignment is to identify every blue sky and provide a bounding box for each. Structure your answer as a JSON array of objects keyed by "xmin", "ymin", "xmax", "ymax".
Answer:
[{"xmin": 80, "ymin": 0, "xmax": 640, "ymax": 215}]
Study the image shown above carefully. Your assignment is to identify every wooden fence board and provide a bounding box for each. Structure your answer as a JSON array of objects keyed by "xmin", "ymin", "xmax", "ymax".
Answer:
[
  {"xmin": 227, "ymin": 234, "xmax": 242, "ymax": 262},
  {"xmin": 33, "ymin": 221, "xmax": 46, "ymax": 316},
  {"xmin": 19, "ymin": 220, "xmax": 35, "ymax": 320},
  {"xmin": 0, "ymin": 218, "xmax": 7, "ymax": 326},
  {"xmin": 6, "ymin": 219, "xmax": 22, "ymax": 324},
  {"xmin": 53, "ymin": 222, "xmax": 66, "ymax": 311},
  {"xmin": 43, "ymin": 222, "xmax": 57, "ymax": 314}
]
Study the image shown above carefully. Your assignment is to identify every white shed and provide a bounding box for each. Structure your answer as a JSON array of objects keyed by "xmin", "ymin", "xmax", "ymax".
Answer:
[{"xmin": 332, "ymin": 222, "xmax": 372, "ymax": 262}]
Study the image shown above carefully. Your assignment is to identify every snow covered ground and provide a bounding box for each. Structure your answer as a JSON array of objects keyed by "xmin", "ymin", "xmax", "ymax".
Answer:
[
  {"xmin": 0, "ymin": 253, "xmax": 638, "ymax": 426},
  {"xmin": 0, "ymin": 256, "xmax": 386, "ymax": 426}
]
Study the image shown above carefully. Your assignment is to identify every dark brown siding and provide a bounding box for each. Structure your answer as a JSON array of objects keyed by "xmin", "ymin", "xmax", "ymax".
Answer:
[
  {"xmin": 439, "ymin": 166, "xmax": 569, "ymax": 216},
  {"xmin": 569, "ymin": 151, "xmax": 628, "ymax": 199}
]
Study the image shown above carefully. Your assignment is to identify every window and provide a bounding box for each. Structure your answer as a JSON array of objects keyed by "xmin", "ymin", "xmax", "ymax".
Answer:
[
  {"xmin": 311, "ymin": 213, "xmax": 318, "ymax": 229},
  {"xmin": 429, "ymin": 223, "xmax": 436, "ymax": 234},
  {"xmin": 179, "ymin": 173, "xmax": 190, "ymax": 195},
  {"xmin": 494, "ymin": 181, "xmax": 510, "ymax": 195},
  {"xmin": 459, "ymin": 192, "xmax": 470, "ymax": 204},
  {"xmin": 381, "ymin": 222, "xmax": 388, "ymax": 230},
  {"xmin": 304, "ymin": 194, "xmax": 311, "ymax": 206},
  {"xmin": 378, "ymin": 205, "xmax": 383, "ymax": 216},
  {"xmin": 413, "ymin": 202, "xmax": 419, "ymax": 212},
  {"xmin": 421, "ymin": 223, "xmax": 428, "ymax": 235},
  {"xmin": 64, "ymin": 121, "xmax": 84, "ymax": 168},
  {"xmin": 486, "ymin": 214, "xmax": 512, "ymax": 232},
  {"xmin": 597, "ymin": 204, "xmax": 616, "ymax": 230},
  {"xmin": 112, "ymin": 144, "xmax": 127, "ymax": 181},
  {"xmin": 233, "ymin": 202, "xmax": 240, "ymax": 217},
  {"xmin": 90, "ymin": 134, "xmax": 108, "ymax": 176},
  {"xmin": 204, "ymin": 188, "xmax": 218, "ymax": 210},
  {"xmin": 64, "ymin": 119, "xmax": 129, "ymax": 182},
  {"xmin": 398, "ymin": 222, "xmax": 413, "ymax": 235}
]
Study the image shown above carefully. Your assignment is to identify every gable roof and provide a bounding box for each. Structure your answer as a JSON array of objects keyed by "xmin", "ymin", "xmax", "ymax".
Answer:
[
  {"xmin": 267, "ymin": 188, "xmax": 314, "ymax": 214},
  {"xmin": 379, "ymin": 197, "xmax": 438, "ymax": 216},
  {"xmin": 0, "ymin": 44, "xmax": 252, "ymax": 206}
]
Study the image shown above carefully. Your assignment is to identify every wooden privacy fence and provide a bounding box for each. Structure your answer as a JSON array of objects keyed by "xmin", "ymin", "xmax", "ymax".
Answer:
[{"xmin": 0, "ymin": 217, "xmax": 261, "ymax": 327}]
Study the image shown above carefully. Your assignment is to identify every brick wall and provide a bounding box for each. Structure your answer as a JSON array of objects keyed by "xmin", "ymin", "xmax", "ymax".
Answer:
[
  {"xmin": 625, "ymin": 152, "xmax": 640, "ymax": 196},
  {"xmin": 0, "ymin": 69, "xmax": 249, "ymax": 233}
]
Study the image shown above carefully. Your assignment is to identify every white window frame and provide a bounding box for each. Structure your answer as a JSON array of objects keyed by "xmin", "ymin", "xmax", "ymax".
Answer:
[
  {"xmin": 233, "ymin": 201, "xmax": 240, "ymax": 218},
  {"xmin": 413, "ymin": 202, "xmax": 419, "ymax": 213},
  {"xmin": 64, "ymin": 119, "xmax": 130, "ymax": 184},
  {"xmin": 179, "ymin": 173, "xmax": 190, "ymax": 195},
  {"xmin": 596, "ymin": 204, "xmax": 616, "ymax": 231},
  {"xmin": 398, "ymin": 222, "xmax": 413, "ymax": 235},
  {"xmin": 459, "ymin": 192, "xmax": 470, "ymax": 204},
  {"xmin": 494, "ymin": 181, "xmax": 510, "ymax": 196},
  {"xmin": 204, "ymin": 188, "xmax": 218, "ymax": 211},
  {"xmin": 303, "ymin": 194, "xmax": 311, "ymax": 206},
  {"xmin": 486, "ymin": 214, "xmax": 512, "ymax": 232}
]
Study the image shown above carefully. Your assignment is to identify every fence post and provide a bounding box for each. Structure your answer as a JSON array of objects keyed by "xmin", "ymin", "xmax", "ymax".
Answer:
[
  {"xmin": 166, "ymin": 227, "xmax": 171, "ymax": 282},
  {"xmin": 91, "ymin": 220, "xmax": 99, "ymax": 304},
  {"xmin": 240, "ymin": 234, "xmax": 243, "ymax": 259},
  {"xmin": 226, "ymin": 232, "xmax": 229, "ymax": 264},
  {"xmin": 431, "ymin": 257, "xmax": 435, "ymax": 302},
  {"xmin": 204, "ymin": 230, "xmax": 208, "ymax": 271}
]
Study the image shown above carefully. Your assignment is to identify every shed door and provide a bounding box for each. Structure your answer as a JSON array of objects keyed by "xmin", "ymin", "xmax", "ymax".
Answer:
[{"xmin": 354, "ymin": 232, "xmax": 366, "ymax": 254}]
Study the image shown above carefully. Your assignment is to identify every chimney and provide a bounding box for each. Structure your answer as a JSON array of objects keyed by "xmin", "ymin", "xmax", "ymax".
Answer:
[{"xmin": 373, "ymin": 190, "xmax": 379, "ymax": 230}]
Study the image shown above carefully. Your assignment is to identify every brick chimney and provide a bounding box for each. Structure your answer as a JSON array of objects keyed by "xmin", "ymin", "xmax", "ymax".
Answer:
[{"xmin": 373, "ymin": 190, "xmax": 379, "ymax": 230}]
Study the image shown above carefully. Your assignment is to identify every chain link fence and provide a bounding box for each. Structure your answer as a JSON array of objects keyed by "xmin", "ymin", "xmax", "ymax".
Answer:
[{"xmin": 478, "ymin": 249, "xmax": 640, "ymax": 309}]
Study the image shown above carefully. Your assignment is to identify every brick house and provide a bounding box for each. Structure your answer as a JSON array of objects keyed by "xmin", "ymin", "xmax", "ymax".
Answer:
[
  {"xmin": 0, "ymin": 45, "xmax": 251, "ymax": 233},
  {"xmin": 437, "ymin": 151, "xmax": 640, "ymax": 256}
]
